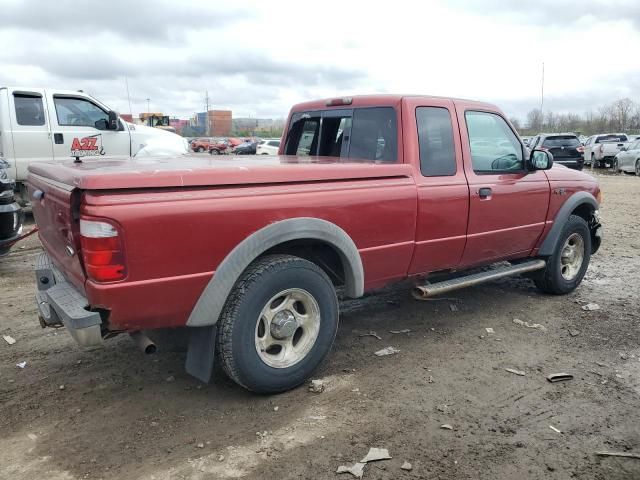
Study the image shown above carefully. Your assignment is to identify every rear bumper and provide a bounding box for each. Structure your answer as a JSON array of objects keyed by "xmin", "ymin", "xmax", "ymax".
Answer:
[
  {"xmin": 35, "ymin": 252, "xmax": 103, "ymax": 347},
  {"xmin": 555, "ymin": 159, "xmax": 584, "ymax": 170}
]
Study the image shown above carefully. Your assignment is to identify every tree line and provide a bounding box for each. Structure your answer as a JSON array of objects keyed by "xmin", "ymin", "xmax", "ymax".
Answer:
[{"xmin": 511, "ymin": 98, "xmax": 640, "ymax": 136}]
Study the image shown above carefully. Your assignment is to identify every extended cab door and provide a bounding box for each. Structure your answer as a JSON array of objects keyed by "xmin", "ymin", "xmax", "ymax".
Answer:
[
  {"xmin": 5, "ymin": 88, "xmax": 54, "ymax": 181},
  {"xmin": 46, "ymin": 92, "xmax": 131, "ymax": 161},
  {"xmin": 455, "ymin": 104, "xmax": 550, "ymax": 266},
  {"xmin": 403, "ymin": 97, "xmax": 469, "ymax": 274}
]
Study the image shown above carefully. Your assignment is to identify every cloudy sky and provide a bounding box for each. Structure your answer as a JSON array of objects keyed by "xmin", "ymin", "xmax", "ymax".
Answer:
[{"xmin": 1, "ymin": 0, "xmax": 639, "ymax": 122}]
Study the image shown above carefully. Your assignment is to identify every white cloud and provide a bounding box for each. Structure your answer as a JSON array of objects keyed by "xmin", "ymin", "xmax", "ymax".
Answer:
[{"xmin": 1, "ymin": 0, "xmax": 638, "ymax": 121}]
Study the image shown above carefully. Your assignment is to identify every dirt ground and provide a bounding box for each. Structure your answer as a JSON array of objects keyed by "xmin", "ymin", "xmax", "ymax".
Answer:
[{"xmin": 1, "ymin": 172, "xmax": 639, "ymax": 480}]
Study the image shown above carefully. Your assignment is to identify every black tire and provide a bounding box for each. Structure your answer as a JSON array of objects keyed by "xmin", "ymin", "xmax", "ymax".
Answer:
[
  {"xmin": 210, "ymin": 149, "xmax": 219, "ymax": 155},
  {"xmin": 197, "ymin": 146, "xmax": 204, "ymax": 153},
  {"xmin": 636, "ymin": 159, "xmax": 640, "ymax": 176},
  {"xmin": 534, "ymin": 215, "xmax": 591, "ymax": 295},
  {"xmin": 216, "ymin": 254, "xmax": 339, "ymax": 393},
  {"xmin": 612, "ymin": 158, "xmax": 618, "ymax": 172}
]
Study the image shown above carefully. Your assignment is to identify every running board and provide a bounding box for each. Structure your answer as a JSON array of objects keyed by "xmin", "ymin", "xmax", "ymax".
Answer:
[{"xmin": 412, "ymin": 259, "xmax": 547, "ymax": 299}]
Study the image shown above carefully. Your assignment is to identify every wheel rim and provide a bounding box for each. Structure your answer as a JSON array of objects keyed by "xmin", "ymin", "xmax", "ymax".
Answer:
[
  {"xmin": 560, "ymin": 233, "xmax": 585, "ymax": 281},
  {"xmin": 254, "ymin": 288, "xmax": 321, "ymax": 369}
]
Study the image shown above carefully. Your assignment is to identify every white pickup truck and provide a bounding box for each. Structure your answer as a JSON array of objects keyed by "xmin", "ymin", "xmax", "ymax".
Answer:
[
  {"xmin": 0, "ymin": 87, "xmax": 189, "ymax": 204},
  {"xmin": 583, "ymin": 133, "xmax": 629, "ymax": 168}
]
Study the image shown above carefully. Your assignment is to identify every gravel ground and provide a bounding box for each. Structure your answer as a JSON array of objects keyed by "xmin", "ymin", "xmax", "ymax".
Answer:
[{"xmin": 0, "ymin": 172, "xmax": 638, "ymax": 480}]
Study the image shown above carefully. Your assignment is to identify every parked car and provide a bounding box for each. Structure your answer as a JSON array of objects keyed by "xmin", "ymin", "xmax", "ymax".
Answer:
[
  {"xmin": 527, "ymin": 133, "xmax": 584, "ymax": 170},
  {"xmin": 208, "ymin": 139, "xmax": 230, "ymax": 155},
  {"xmin": 613, "ymin": 139, "xmax": 640, "ymax": 175},
  {"xmin": 583, "ymin": 133, "xmax": 629, "ymax": 168},
  {"xmin": 233, "ymin": 140, "xmax": 257, "ymax": 155},
  {"xmin": 27, "ymin": 94, "xmax": 602, "ymax": 394},
  {"xmin": 0, "ymin": 86, "xmax": 189, "ymax": 205},
  {"xmin": 256, "ymin": 139, "xmax": 281, "ymax": 155},
  {"xmin": 190, "ymin": 138, "xmax": 212, "ymax": 152},
  {"xmin": 0, "ymin": 158, "xmax": 24, "ymax": 256}
]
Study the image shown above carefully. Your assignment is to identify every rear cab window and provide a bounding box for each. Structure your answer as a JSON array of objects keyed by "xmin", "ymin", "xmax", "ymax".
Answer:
[
  {"xmin": 596, "ymin": 134, "xmax": 628, "ymax": 143},
  {"xmin": 284, "ymin": 107, "xmax": 398, "ymax": 162},
  {"xmin": 14, "ymin": 93, "xmax": 46, "ymax": 126}
]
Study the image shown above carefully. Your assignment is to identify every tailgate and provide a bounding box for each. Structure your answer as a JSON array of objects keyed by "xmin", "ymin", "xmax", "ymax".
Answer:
[
  {"xmin": 548, "ymin": 147, "xmax": 580, "ymax": 159},
  {"xmin": 28, "ymin": 174, "xmax": 86, "ymax": 292}
]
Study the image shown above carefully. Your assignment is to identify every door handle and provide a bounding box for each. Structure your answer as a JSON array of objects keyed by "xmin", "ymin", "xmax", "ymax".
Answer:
[
  {"xmin": 478, "ymin": 187, "xmax": 492, "ymax": 199},
  {"xmin": 54, "ymin": 133, "xmax": 64, "ymax": 144}
]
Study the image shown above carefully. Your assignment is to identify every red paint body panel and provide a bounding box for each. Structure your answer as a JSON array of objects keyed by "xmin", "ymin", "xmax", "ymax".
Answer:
[{"xmin": 28, "ymin": 95, "xmax": 601, "ymax": 333}]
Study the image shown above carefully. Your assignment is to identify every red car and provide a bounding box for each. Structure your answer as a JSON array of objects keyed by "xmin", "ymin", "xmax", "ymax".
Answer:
[
  {"xmin": 208, "ymin": 140, "xmax": 229, "ymax": 155},
  {"xmin": 28, "ymin": 95, "xmax": 602, "ymax": 393}
]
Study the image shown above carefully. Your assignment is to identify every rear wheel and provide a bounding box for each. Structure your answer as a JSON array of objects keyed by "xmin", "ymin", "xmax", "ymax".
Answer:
[
  {"xmin": 210, "ymin": 149, "xmax": 219, "ymax": 155},
  {"xmin": 636, "ymin": 159, "xmax": 640, "ymax": 176},
  {"xmin": 197, "ymin": 146, "xmax": 205, "ymax": 153},
  {"xmin": 534, "ymin": 215, "xmax": 591, "ymax": 295},
  {"xmin": 216, "ymin": 254, "xmax": 339, "ymax": 393}
]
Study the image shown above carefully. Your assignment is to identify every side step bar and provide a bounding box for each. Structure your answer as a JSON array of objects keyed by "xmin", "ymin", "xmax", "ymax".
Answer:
[{"xmin": 412, "ymin": 259, "xmax": 547, "ymax": 299}]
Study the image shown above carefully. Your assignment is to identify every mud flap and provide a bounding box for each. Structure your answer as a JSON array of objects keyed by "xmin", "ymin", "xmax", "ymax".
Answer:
[{"xmin": 185, "ymin": 325, "xmax": 217, "ymax": 383}]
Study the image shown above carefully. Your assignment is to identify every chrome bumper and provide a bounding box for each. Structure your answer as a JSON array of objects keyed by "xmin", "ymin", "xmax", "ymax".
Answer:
[{"xmin": 35, "ymin": 253, "xmax": 103, "ymax": 347}]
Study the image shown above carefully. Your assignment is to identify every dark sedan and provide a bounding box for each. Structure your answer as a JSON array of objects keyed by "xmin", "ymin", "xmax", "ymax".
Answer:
[{"xmin": 233, "ymin": 141, "xmax": 258, "ymax": 155}]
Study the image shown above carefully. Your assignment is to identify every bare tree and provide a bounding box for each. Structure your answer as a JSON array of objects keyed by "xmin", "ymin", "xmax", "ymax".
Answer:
[{"xmin": 526, "ymin": 108, "xmax": 543, "ymax": 132}]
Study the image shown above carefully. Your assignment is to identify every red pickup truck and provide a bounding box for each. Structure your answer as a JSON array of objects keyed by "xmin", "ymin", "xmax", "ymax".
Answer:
[{"xmin": 28, "ymin": 95, "xmax": 602, "ymax": 393}]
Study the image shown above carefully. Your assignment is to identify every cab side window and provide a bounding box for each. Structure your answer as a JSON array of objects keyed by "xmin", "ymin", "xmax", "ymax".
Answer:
[
  {"xmin": 14, "ymin": 94, "xmax": 46, "ymax": 126},
  {"xmin": 416, "ymin": 107, "xmax": 456, "ymax": 176},
  {"xmin": 465, "ymin": 111, "xmax": 523, "ymax": 172},
  {"xmin": 54, "ymin": 97, "xmax": 109, "ymax": 129}
]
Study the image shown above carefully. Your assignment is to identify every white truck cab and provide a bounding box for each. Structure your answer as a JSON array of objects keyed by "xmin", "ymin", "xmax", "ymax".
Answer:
[{"xmin": 0, "ymin": 87, "xmax": 189, "ymax": 204}]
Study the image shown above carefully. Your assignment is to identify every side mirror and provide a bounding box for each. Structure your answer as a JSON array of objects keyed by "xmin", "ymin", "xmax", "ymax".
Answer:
[
  {"xmin": 94, "ymin": 118, "xmax": 108, "ymax": 130},
  {"xmin": 529, "ymin": 149, "xmax": 554, "ymax": 170},
  {"xmin": 107, "ymin": 111, "xmax": 119, "ymax": 130}
]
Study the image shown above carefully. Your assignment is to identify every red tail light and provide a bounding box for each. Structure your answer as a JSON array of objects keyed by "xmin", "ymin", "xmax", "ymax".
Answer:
[{"xmin": 80, "ymin": 218, "xmax": 127, "ymax": 282}]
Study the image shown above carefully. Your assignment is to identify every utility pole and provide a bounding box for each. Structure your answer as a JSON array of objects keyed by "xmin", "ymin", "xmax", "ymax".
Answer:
[
  {"xmin": 146, "ymin": 98, "xmax": 150, "ymax": 115},
  {"xmin": 205, "ymin": 90, "xmax": 210, "ymax": 137},
  {"xmin": 125, "ymin": 77, "xmax": 132, "ymax": 116}
]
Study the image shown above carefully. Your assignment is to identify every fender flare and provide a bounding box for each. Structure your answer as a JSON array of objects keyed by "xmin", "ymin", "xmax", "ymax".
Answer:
[
  {"xmin": 186, "ymin": 217, "xmax": 364, "ymax": 328},
  {"xmin": 538, "ymin": 191, "xmax": 598, "ymax": 256}
]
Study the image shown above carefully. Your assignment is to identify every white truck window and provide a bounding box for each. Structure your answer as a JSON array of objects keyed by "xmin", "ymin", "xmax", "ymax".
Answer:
[
  {"xmin": 54, "ymin": 96, "xmax": 108, "ymax": 128},
  {"xmin": 14, "ymin": 94, "xmax": 46, "ymax": 126}
]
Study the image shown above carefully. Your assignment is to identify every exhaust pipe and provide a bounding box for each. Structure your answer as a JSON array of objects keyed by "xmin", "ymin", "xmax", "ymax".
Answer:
[{"xmin": 130, "ymin": 331, "xmax": 157, "ymax": 354}]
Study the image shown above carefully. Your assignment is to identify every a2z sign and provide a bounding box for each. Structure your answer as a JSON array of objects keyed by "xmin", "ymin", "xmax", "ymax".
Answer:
[{"xmin": 71, "ymin": 135, "xmax": 105, "ymax": 157}]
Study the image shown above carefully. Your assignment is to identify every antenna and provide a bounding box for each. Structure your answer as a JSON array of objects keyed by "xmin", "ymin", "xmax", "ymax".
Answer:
[{"xmin": 540, "ymin": 62, "xmax": 545, "ymax": 121}]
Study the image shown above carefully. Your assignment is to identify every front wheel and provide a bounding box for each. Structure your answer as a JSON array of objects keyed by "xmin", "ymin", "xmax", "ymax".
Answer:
[
  {"xmin": 197, "ymin": 146, "xmax": 205, "ymax": 153},
  {"xmin": 612, "ymin": 158, "xmax": 619, "ymax": 172},
  {"xmin": 217, "ymin": 254, "xmax": 339, "ymax": 393},
  {"xmin": 636, "ymin": 159, "xmax": 640, "ymax": 176},
  {"xmin": 210, "ymin": 149, "xmax": 219, "ymax": 155},
  {"xmin": 534, "ymin": 215, "xmax": 591, "ymax": 295}
]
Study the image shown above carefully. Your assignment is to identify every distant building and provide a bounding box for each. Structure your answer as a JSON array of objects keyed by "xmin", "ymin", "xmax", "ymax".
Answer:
[
  {"xmin": 169, "ymin": 118, "xmax": 190, "ymax": 133},
  {"xmin": 194, "ymin": 110, "xmax": 232, "ymax": 137},
  {"xmin": 120, "ymin": 113, "xmax": 134, "ymax": 123}
]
